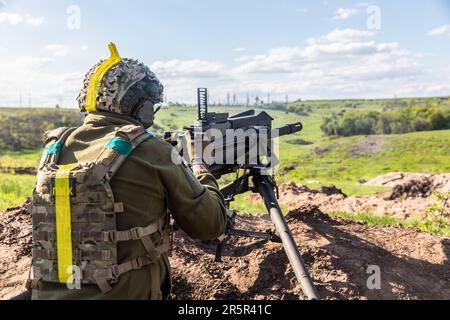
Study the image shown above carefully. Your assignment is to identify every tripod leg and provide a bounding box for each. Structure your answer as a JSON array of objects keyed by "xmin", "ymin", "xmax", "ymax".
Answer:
[{"xmin": 254, "ymin": 174, "xmax": 320, "ymax": 300}]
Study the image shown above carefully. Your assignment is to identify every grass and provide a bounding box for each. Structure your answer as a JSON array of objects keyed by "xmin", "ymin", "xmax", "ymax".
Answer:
[
  {"xmin": 0, "ymin": 149, "xmax": 41, "ymax": 170},
  {"xmin": 279, "ymin": 130, "xmax": 450, "ymax": 196},
  {"xmin": 328, "ymin": 211, "xmax": 450, "ymax": 237},
  {"xmin": 231, "ymin": 193, "xmax": 290, "ymax": 215},
  {"xmin": 0, "ymin": 173, "xmax": 35, "ymax": 211}
]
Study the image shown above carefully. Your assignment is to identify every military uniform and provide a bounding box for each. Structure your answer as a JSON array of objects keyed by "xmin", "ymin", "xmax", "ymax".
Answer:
[{"xmin": 31, "ymin": 112, "xmax": 227, "ymax": 300}]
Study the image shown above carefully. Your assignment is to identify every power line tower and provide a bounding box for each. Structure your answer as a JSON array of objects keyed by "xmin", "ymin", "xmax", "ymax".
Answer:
[
  {"xmin": 246, "ymin": 93, "xmax": 250, "ymax": 107},
  {"xmin": 267, "ymin": 93, "xmax": 271, "ymax": 105},
  {"xmin": 227, "ymin": 92, "xmax": 230, "ymax": 106},
  {"xmin": 58, "ymin": 95, "xmax": 64, "ymax": 108}
]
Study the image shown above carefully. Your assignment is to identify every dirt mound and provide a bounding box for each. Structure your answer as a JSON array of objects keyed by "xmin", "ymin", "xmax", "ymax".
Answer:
[
  {"xmin": 247, "ymin": 183, "xmax": 347, "ymax": 204},
  {"xmin": 315, "ymin": 185, "xmax": 347, "ymax": 197},
  {"xmin": 171, "ymin": 204, "xmax": 450, "ymax": 300},
  {"xmin": 263, "ymin": 178, "xmax": 449, "ymax": 220},
  {"xmin": 278, "ymin": 182, "xmax": 347, "ymax": 198},
  {"xmin": 1, "ymin": 202, "xmax": 449, "ymax": 300},
  {"xmin": 386, "ymin": 177, "xmax": 435, "ymax": 200},
  {"xmin": 0, "ymin": 200, "xmax": 32, "ymax": 300},
  {"xmin": 366, "ymin": 173, "xmax": 450, "ymax": 194}
]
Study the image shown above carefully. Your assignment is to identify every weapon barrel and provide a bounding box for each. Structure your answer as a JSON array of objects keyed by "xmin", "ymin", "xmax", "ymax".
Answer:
[
  {"xmin": 274, "ymin": 122, "xmax": 303, "ymax": 137},
  {"xmin": 255, "ymin": 174, "xmax": 320, "ymax": 300}
]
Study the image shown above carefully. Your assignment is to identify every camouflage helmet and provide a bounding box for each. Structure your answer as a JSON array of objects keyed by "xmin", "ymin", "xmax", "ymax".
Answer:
[{"xmin": 77, "ymin": 43, "xmax": 164, "ymax": 126}]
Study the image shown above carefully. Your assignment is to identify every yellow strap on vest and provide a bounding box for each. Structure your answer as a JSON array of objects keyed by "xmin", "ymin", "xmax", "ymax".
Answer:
[
  {"xmin": 55, "ymin": 164, "xmax": 77, "ymax": 284},
  {"xmin": 85, "ymin": 42, "xmax": 123, "ymax": 112}
]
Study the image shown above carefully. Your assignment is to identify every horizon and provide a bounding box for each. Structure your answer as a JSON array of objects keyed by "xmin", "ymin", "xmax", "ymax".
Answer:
[{"xmin": 1, "ymin": 94, "xmax": 449, "ymax": 110}]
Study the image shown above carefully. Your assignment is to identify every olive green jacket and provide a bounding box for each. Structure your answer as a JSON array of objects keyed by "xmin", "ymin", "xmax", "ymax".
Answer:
[{"xmin": 32, "ymin": 112, "xmax": 227, "ymax": 300}]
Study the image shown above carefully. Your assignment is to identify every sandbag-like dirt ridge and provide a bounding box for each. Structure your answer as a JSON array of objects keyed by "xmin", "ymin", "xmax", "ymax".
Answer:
[
  {"xmin": 0, "ymin": 203, "xmax": 449, "ymax": 300},
  {"xmin": 248, "ymin": 174, "xmax": 450, "ymax": 220}
]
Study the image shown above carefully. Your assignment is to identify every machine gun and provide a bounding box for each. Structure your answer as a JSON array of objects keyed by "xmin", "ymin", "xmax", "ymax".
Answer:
[{"xmin": 176, "ymin": 88, "xmax": 320, "ymax": 300}]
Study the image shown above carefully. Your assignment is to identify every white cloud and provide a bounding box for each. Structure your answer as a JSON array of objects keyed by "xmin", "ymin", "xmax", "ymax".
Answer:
[
  {"xmin": 147, "ymin": 28, "xmax": 450, "ymax": 103},
  {"xmin": 0, "ymin": 12, "xmax": 45, "ymax": 26},
  {"xmin": 45, "ymin": 44, "xmax": 69, "ymax": 57},
  {"xmin": 0, "ymin": 12, "xmax": 23, "ymax": 25},
  {"xmin": 151, "ymin": 59, "xmax": 224, "ymax": 79},
  {"xmin": 1, "ymin": 28, "xmax": 449, "ymax": 107},
  {"xmin": 428, "ymin": 25, "xmax": 450, "ymax": 36},
  {"xmin": 234, "ymin": 31, "xmax": 400, "ymax": 75},
  {"xmin": 233, "ymin": 47, "xmax": 247, "ymax": 52},
  {"xmin": 25, "ymin": 14, "xmax": 45, "ymax": 26},
  {"xmin": 333, "ymin": 8, "xmax": 359, "ymax": 20},
  {"xmin": 80, "ymin": 45, "xmax": 89, "ymax": 51},
  {"xmin": 235, "ymin": 55, "xmax": 252, "ymax": 62},
  {"xmin": 311, "ymin": 28, "xmax": 377, "ymax": 44},
  {"xmin": 0, "ymin": 55, "xmax": 83, "ymax": 107}
]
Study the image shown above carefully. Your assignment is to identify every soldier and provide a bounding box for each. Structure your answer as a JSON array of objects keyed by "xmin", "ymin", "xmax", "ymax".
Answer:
[{"xmin": 28, "ymin": 43, "xmax": 227, "ymax": 300}]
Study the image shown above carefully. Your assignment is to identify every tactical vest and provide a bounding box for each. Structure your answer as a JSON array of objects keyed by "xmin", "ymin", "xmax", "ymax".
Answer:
[{"xmin": 30, "ymin": 125, "xmax": 171, "ymax": 296}]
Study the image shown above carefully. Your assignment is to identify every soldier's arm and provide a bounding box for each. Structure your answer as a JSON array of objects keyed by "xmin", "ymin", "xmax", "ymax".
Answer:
[{"xmin": 158, "ymin": 148, "xmax": 227, "ymax": 241}]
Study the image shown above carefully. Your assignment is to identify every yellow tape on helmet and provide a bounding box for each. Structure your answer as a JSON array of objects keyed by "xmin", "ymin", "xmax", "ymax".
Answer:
[{"xmin": 85, "ymin": 42, "xmax": 123, "ymax": 113}]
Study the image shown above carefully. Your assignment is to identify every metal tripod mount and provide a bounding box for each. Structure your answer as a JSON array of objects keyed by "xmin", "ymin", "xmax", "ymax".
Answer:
[{"xmin": 216, "ymin": 168, "xmax": 320, "ymax": 300}]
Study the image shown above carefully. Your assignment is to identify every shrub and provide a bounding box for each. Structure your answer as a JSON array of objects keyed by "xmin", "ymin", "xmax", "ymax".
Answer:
[{"xmin": 321, "ymin": 105, "xmax": 450, "ymax": 137}]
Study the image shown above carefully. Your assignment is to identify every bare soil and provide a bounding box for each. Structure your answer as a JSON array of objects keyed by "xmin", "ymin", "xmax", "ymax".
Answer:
[
  {"xmin": 1, "ymin": 200, "xmax": 449, "ymax": 300},
  {"xmin": 0, "ymin": 200, "xmax": 32, "ymax": 300},
  {"xmin": 349, "ymin": 136, "xmax": 385, "ymax": 157},
  {"xmin": 248, "ymin": 173, "xmax": 450, "ymax": 220}
]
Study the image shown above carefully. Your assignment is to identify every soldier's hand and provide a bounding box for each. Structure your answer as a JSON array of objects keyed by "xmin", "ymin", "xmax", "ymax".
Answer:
[{"xmin": 184, "ymin": 131, "xmax": 209, "ymax": 175}]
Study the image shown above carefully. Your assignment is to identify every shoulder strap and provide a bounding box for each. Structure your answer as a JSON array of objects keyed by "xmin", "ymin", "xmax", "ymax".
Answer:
[
  {"xmin": 93, "ymin": 125, "xmax": 154, "ymax": 181},
  {"xmin": 43, "ymin": 127, "xmax": 70, "ymax": 145},
  {"xmin": 39, "ymin": 127, "xmax": 77, "ymax": 169}
]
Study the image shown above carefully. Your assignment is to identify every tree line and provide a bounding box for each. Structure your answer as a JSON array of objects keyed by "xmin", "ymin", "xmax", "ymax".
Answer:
[
  {"xmin": 0, "ymin": 109, "xmax": 83, "ymax": 151},
  {"xmin": 321, "ymin": 105, "xmax": 450, "ymax": 137}
]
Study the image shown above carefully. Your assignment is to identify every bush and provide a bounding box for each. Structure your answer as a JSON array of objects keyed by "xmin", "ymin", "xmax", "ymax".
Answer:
[
  {"xmin": 321, "ymin": 106, "xmax": 450, "ymax": 137},
  {"xmin": 421, "ymin": 192, "xmax": 450, "ymax": 236}
]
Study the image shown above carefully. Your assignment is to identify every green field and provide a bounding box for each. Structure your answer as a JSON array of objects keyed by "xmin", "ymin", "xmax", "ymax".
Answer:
[
  {"xmin": 0, "ymin": 149, "xmax": 41, "ymax": 170},
  {"xmin": 0, "ymin": 97, "xmax": 449, "ymax": 214},
  {"xmin": 0, "ymin": 150, "xmax": 39, "ymax": 211},
  {"xmin": 0, "ymin": 173, "xmax": 35, "ymax": 211},
  {"xmin": 279, "ymin": 130, "xmax": 450, "ymax": 195}
]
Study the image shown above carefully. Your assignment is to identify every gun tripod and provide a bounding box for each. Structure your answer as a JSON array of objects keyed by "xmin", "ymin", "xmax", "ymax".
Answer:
[{"xmin": 217, "ymin": 169, "xmax": 320, "ymax": 300}]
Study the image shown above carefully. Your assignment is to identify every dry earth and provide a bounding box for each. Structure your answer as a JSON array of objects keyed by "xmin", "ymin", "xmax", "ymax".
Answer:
[
  {"xmin": 246, "ymin": 173, "xmax": 450, "ymax": 220},
  {"xmin": 1, "ymin": 198, "xmax": 449, "ymax": 300}
]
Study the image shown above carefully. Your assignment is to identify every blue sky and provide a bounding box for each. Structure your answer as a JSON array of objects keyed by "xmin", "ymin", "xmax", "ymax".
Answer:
[{"xmin": 1, "ymin": 0, "xmax": 450, "ymax": 107}]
